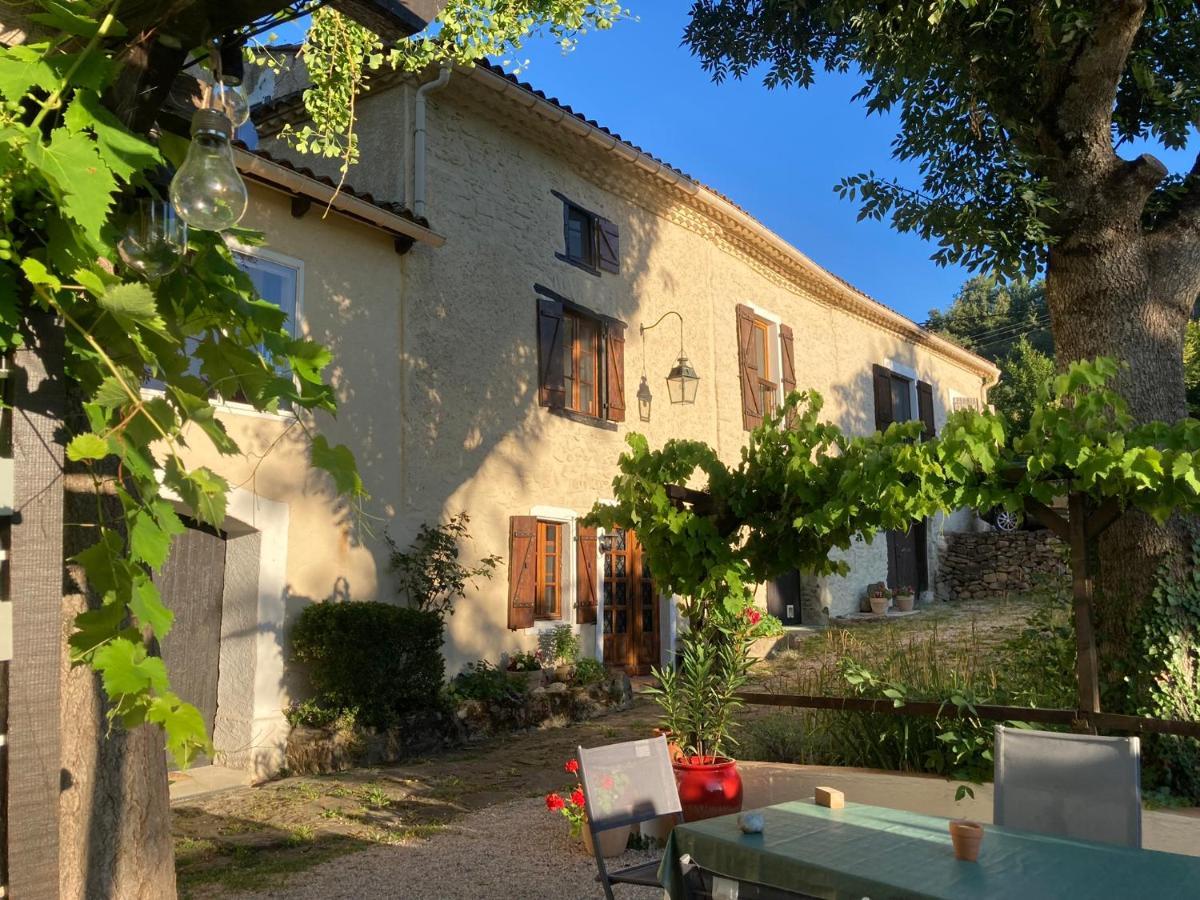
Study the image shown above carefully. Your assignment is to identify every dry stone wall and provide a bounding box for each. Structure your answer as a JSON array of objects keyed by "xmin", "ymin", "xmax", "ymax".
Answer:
[{"xmin": 937, "ymin": 531, "xmax": 1069, "ymax": 601}]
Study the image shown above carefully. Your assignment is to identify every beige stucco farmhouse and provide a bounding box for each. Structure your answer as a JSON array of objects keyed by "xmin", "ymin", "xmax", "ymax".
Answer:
[{"xmin": 169, "ymin": 60, "xmax": 998, "ymax": 776}]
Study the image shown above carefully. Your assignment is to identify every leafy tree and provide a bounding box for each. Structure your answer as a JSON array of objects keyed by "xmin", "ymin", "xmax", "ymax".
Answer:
[
  {"xmin": 926, "ymin": 276, "xmax": 1051, "ymax": 360},
  {"xmin": 989, "ymin": 337, "xmax": 1057, "ymax": 436},
  {"xmin": 683, "ymin": 0, "xmax": 1200, "ymax": 674},
  {"xmin": 0, "ymin": 1, "xmax": 616, "ymax": 893}
]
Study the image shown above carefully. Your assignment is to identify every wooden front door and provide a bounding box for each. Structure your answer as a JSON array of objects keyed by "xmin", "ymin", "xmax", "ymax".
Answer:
[
  {"xmin": 602, "ymin": 528, "xmax": 660, "ymax": 675},
  {"xmin": 886, "ymin": 521, "xmax": 927, "ymax": 593},
  {"xmin": 157, "ymin": 522, "xmax": 226, "ymax": 767}
]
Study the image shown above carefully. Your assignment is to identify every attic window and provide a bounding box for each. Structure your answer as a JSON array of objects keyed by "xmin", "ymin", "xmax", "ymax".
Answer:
[{"xmin": 553, "ymin": 191, "xmax": 619, "ymax": 275}]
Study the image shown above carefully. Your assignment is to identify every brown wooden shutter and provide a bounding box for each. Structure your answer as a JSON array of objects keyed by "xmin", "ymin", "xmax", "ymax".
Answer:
[
  {"xmin": 597, "ymin": 218, "xmax": 620, "ymax": 273},
  {"xmin": 779, "ymin": 324, "xmax": 797, "ymax": 424},
  {"xmin": 872, "ymin": 364, "xmax": 893, "ymax": 432},
  {"xmin": 604, "ymin": 321, "xmax": 626, "ymax": 422},
  {"xmin": 917, "ymin": 380, "xmax": 936, "ymax": 440},
  {"xmin": 507, "ymin": 516, "xmax": 537, "ymax": 630},
  {"xmin": 736, "ymin": 304, "xmax": 763, "ymax": 431},
  {"xmin": 575, "ymin": 525, "xmax": 598, "ymax": 624},
  {"xmin": 537, "ymin": 297, "xmax": 565, "ymax": 408}
]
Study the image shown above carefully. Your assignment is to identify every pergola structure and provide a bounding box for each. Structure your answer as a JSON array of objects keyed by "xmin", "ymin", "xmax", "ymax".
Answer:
[{"xmin": 2, "ymin": 3, "xmax": 445, "ymax": 897}]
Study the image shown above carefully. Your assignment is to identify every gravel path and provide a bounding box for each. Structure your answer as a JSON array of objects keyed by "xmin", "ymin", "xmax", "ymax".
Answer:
[{"xmin": 225, "ymin": 797, "xmax": 662, "ymax": 900}]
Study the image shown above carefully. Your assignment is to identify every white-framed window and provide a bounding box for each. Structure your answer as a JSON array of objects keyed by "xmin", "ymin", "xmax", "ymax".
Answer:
[
  {"xmin": 741, "ymin": 302, "xmax": 786, "ymax": 413},
  {"xmin": 528, "ymin": 505, "xmax": 577, "ymax": 630},
  {"xmin": 228, "ymin": 248, "xmax": 303, "ymax": 413}
]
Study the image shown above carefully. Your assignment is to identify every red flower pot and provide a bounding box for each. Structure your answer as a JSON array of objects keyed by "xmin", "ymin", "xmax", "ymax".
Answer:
[{"xmin": 673, "ymin": 756, "xmax": 743, "ymax": 822}]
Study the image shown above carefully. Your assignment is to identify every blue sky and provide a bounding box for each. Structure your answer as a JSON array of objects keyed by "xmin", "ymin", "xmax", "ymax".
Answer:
[{"xmin": 277, "ymin": 6, "xmax": 1196, "ymax": 322}]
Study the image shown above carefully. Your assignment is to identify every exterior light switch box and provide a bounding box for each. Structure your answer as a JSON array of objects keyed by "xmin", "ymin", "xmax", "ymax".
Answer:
[{"xmin": 0, "ymin": 600, "xmax": 11, "ymax": 662}]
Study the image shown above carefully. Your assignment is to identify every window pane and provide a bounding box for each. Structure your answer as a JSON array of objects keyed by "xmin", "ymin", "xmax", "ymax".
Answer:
[
  {"xmin": 891, "ymin": 376, "xmax": 912, "ymax": 422},
  {"xmin": 614, "ymin": 554, "xmax": 626, "ymax": 576},
  {"xmin": 615, "ymin": 609, "xmax": 628, "ymax": 634},
  {"xmin": 566, "ymin": 206, "xmax": 593, "ymax": 264}
]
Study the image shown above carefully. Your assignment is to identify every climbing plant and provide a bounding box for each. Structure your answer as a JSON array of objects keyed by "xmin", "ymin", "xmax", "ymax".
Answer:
[{"xmin": 0, "ymin": 0, "xmax": 616, "ymax": 767}]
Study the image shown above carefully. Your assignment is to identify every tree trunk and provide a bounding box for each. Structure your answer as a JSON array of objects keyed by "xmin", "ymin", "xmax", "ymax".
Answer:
[
  {"xmin": 1046, "ymin": 233, "xmax": 1200, "ymax": 705},
  {"xmin": 58, "ymin": 470, "xmax": 177, "ymax": 897}
]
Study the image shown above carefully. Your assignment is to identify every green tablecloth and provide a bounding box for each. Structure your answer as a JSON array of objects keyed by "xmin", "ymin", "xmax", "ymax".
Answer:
[{"xmin": 659, "ymin": 801, "xmax": 1200, "ymax": 899}]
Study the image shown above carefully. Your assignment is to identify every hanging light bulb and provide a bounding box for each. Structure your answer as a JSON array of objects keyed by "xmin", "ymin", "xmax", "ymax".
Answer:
[
  {"xmin": 211, "ymin": 81, "xmax": 250, "ymax": 127},
  {"xmin": 170, "ymin": 108, "xmax": 248, "ymax": 231},
  {"xmin": 117, "ymin": 198, "xmax": 187, "ymax": 278}
]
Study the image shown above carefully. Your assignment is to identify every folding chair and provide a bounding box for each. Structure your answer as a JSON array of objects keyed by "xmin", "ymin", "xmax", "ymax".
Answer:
[
  {"xmin": 993, "ymin": 725, "xmax": 1142, "ymax": 848},
  {"xmin": 577, "ymin": 735, "xmax": 684, "ymax": 900}
]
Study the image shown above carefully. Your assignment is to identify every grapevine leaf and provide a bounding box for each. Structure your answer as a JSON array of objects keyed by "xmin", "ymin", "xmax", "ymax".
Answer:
[
  {"xmin": 66, "ymin": 432, "xmax": 110, "ymax": 462},
  {"xmin": 165, "ymin": 459, "xmax": 228, "ymax": 528},
  {"xmin": 93, "ymin": 374, "xmax": 134, "ymax": 410},
  {"xmin": 129, "ymin": 575, "xmax": 173, "ymax": 638},
  {"xmin": 21, "ymin": 257, "xmax": 61, "ymax": 288},
  {"xmin": 0, "ymin": 43, "xmax": 55, "ymax": 101},
  {"xmin": 311, "ymin": 434, "xmax": 365, "ymax": 496},
  {"xmin": 93, "ymin": 637, "xmax": 170, "ymax": 696},
  {"xmin": 30, "ymin": 3, "xmax": 128, "ymax": 39},
  {"xmin": 23, "ymin": 128, "xmax": 116, "ymax": 248},
  {"xmin": 146, "ymin": 694, "xmax": 211, "ymax": 769},
  {"xmin": 97, "ymin": 282, "xmax": 164, "ymax": 328},
  {"xmin": 128, "ymin": 508, "xmax": 172, "ymax": 570},
  {"xmin": 64, "ymin": 91, "xmax": 158, "ymax": 182},
  {"xmin": 68, "ymin": 602, "xmax": 127, "ymax": 662}
]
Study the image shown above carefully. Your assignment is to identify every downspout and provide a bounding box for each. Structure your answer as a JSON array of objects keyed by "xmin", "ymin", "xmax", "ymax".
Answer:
[{"xmin": 413, "ymin": 65, "xmax": 451, "ymax": 220}]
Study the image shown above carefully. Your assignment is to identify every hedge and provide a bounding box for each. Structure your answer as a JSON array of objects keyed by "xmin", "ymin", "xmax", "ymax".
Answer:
[{"xmin": 290, "ymin": 601, "xmax": 444, "ymax": 728}]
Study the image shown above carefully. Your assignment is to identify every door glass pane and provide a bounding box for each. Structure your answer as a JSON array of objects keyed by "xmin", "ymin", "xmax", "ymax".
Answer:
[
  {"xmin": 613, "ymin": 529, "xmax": 626, "ymax": 551},
  {"xmin": 603, "ymin": 553, "xmax": 612, "ymax": 577},
  {"xmin": 615, "ymin": 609, "xmax": 628, "ymax": 634},
  {"xmin": 614, "ymin": 554, "xmax": 626, "ymax": 577},
  {"xmin": 614, "ymin": 581, "xmax": 627, "ymax": 607}
]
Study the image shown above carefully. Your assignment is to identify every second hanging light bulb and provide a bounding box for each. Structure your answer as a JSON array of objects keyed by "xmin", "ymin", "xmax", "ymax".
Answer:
[{"xmin": 170, "ymin": 107, "xmax": 248, "ymax": 232}]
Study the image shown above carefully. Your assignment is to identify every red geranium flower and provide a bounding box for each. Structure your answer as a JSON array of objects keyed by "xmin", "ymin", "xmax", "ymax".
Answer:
[
  {"xmin": 545, "ymin": 792, "xmax": 565, "ymax": 812},
  {"xmin": 747, "ymin": 609, "xmax": 762, "ymax": 626},
  {"xmin": 571, "ymin": 788, "xmax": 585, "ymax": 807},
  {"xmin": 564, "ymin": 759, "xmax": 579, "ymax": 775}
]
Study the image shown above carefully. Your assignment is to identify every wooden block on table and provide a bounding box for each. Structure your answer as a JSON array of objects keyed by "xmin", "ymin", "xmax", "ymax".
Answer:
[{"xmin": 815, "ymin": 786, "xmax": 844, "ymax": 809}]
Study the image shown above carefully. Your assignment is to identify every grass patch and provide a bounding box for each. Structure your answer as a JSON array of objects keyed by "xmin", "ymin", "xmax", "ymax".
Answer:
[{"xmin": 177, "ymin": 837, "xmax": 364, "ymax": 897}]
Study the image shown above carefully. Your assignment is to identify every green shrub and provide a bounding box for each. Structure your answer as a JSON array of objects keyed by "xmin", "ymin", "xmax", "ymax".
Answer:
[
  {"xmin": 449, "ymin": 660, "xmax": 528, "ymax": 703},
  {"xmin": 385, "ymin": 513, "xmax": 501, "ymax": 618},
  {"xmin": 283, "ymin": 698, "xmax": 358, "ymax": 730},
  {"xmin": 290, "ymin": 601, "xmax": 444, "ymax": 728},
  {"xmin": 542, "ymin": 624, "xmax": 580, "ymax": 664},
  {"xmin": 572, "ymin": 657, "xmax": 607, "ymax": 686}
]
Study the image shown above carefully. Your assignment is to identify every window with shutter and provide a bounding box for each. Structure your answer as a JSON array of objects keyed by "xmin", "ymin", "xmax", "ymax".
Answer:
[
  {"xmin": 604, "ymin": 321, "xmax": 626, "ymax": 422},
  {"xmin": 736, "ymin": 305, "xmax": 786, "ymax": 431},
  {"xmin": 552, "ymin": 191, "xmax": 620, "ymax": 276},
  {"xmin": 537, "ymin": 297, "xmax": 566, "ymax": 409},
  {"xmin": 872, "ymin": 364, "xmax": 895, "ymax": 431},
  {"xmin": 576, "ymin": 525, "xmax": 598, "ymax": 624},
  {"xmin": 917, "ymin": 380, "xmax": 936, "ymax": 440},
  {"xmin": 507, "ymin": 516, "xmax": 537, "ymax": 630},
  {"xmin": 597, "ymin": 218, "xmax": 620, "ymax": 273},
  {"xmin": 534, "ymin": 520, "xmax": 563, "ymax": 619}
]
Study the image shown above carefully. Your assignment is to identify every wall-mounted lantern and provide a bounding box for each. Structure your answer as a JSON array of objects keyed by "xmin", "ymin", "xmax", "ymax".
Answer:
[
  {"xmin": 640, "ymin": 310, "xmax": 700, "ymax": 406},
  {"xmin": 636, "ymin": 376, "xmax": 653, "ymax": 422}
]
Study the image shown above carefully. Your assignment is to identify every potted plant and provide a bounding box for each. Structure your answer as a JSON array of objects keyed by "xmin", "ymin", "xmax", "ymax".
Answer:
[
  {"xmin": 505, "ymin": 649, "xmax": 546, "ymax": 689},
  {"xmin": 545, "ymin": 759, "xmax": 630, "ymax": 857},
  {"xmin": 867, "ymin": 583, "xmax": 890, "ymax": 616},
  {"xmin": 892, "ymin": 584, "xmax": 915, "ymax": 612},
  {"xmin": 648, "ymin": 605, "xmax": 766, "ymax": 822},
  {"xmin": 547, "ymin": 624, "xmax": 579, "ymax": 682}
]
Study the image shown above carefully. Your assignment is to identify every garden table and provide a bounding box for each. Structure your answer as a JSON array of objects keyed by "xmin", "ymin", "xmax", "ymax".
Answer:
[{"xmin": 658, "ymin": 799, "xmax": 1200, "ymax": 899}]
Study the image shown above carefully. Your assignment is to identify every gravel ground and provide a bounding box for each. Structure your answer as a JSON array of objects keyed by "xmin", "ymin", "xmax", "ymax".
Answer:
[{"xmin": 224, "ymin": 797, "xmax": 662, "ymax": 900}]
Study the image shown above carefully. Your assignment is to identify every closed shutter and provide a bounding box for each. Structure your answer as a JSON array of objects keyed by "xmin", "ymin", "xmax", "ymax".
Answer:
[
  {"xmin": 917, "ymin": 380, "xmax": 935, "ymax": 440},
  {"xmin": 779, "ymin": 323, "xmax": 797, "ymax": 424},
  {"xmin": 872, "ymin": 364, "xmax": 894, "ymax": 431},
  {"xmin": 604, "ymin": 321, "xmax": 626, "ymax": 422},
  {"xmin": 537, "ymin": 297, "xmax": 565, "ymax": 408},
  {"xmin": 597, "ymin": 218, "xmax": 620, "ymax": 273},
  {"xmin": 508, "ymin": 516, "xmax": 537, "ymax": 630},
  {"xmin": 736, "ymin": 304, "xmax": 763, "ymax": 431},
  {"xmin": 575, "ymin": 525, "xmax": 598, "ymax": 624}
]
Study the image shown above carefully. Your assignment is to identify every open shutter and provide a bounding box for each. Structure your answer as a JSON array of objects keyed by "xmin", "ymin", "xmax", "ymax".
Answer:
[
  {"xmin": 604, "ymin": 321, "xmax": 626, "ymax": 422},
  {"xmin": 575, "ymin": 525, "xmax": 598, "ymax": 624},
  {"xmin": 872, "ymin": 364, "xmax": 893, "ymax": 432},
  {"xmin": 507, "ymin": 516, "xmax": 537, "ymax": 630},
  {"xmin": 779, "ymin": 324, "xmax": 797, "ymax": 424},
  {"xmin": 597, "ymin": 218, "xmax": 620, "ymax": 273},
  {"xmin": 917, "ymin": 380, "xmax": 936, "ymax": 440},
  {"xmin": 537, "ymin": 297, "xmax": 565, "ymax": 408},
  {"xmin": 736, "ymin": 304, "xmax": 763, "ymax": 431}
]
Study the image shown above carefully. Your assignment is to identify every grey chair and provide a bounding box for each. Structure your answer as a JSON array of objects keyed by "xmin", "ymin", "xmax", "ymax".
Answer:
[
  {"xmin": 993, "ymin": 725, "xmax": 1142, "ymax": 848},
  {"xmin": 577, "ymin": 735, "xmax": 684, "ymax": 900}
]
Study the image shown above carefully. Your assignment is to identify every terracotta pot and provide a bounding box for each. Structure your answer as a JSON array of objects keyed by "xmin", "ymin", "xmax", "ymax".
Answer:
[
  {"xmin": 583, "ymin": 822, "xmax": 631, "ymax": 858},
  {"xmin": 949, "ymin": 819, "xmax": 984, "ymax": 862},
  {"xmin": 674, "ymin": 756, "xmax": 743, "ymax": 822},
  {"xmin": 894, "ymin": 593, "xmax": 915, "ymax": 612},
  {"xmin": 653, "ymin": 727, "xmax": 685, "ymax": 763},
  {"xmin": 638, "ymin": 814, "xmax": 677, "ymax": 844},
  {"xmin": 554, "ymin": 663, "xmax": 573, "ymax": 682},
  {"xmin": 869, "ymin": 596, "xmax": 890, "ymax": 616}
]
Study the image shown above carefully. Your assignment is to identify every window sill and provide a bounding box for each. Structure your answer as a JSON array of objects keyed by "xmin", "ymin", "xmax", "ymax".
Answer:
[
  {"xmin": 554, "ymin": 252, "xmax": 601, "ymax": 277},
  {"xmin": 544, "ymin": 406, "xmax": 618, "ymax": 431}
]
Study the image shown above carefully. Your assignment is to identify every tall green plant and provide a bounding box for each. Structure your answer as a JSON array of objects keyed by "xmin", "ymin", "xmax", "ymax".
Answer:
[{"xmin": 385, "ymin": 513, "xmax": 500, "ymax": 618}]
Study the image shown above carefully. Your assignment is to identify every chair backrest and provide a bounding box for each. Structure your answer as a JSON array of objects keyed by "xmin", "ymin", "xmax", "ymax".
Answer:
[
  {"xmin": 993, "ymin": 725, "xmax": 1142, "ymax": 848},
  {"xmin": 577, "ymin": 735, "xmax": 682, "ymax": 832}
]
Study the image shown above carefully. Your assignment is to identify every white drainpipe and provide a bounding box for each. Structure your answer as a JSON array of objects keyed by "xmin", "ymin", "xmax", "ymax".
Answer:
[{"xmin": 413, "ymin": 65, "xmax": 451, "ymax": 220}]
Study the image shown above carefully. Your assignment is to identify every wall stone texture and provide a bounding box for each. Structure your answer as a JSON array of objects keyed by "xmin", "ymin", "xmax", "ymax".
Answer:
[{"xmin": 936, "ymin": 530, "xmax": 1069, "ymax": 601}]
